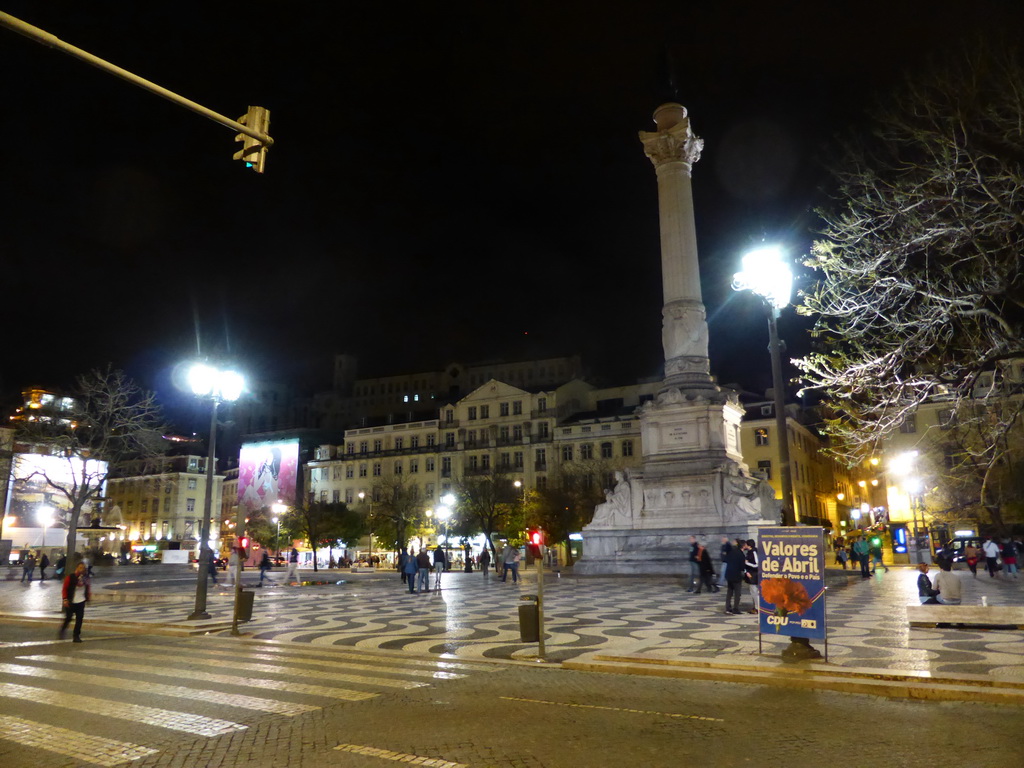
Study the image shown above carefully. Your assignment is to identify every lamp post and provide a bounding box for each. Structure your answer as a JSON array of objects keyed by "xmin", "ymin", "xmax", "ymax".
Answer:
[
  {"xmin": 358, "ymin": 491, "xmax": 373, "ymax": 566},
  {"xmin": 36, "ymin": 506, "xmax": 54, "ymax": 570},
  {"xmin": 186, "ymin": 362, "xmax": 244, "ymax": 621},
  {"xmin": 436, "ymin": 504, "xmax": 452, "ymax": 571},
  {"xmin": 890, "ymin": 451, "xmax": 930, "ymax": 564},
  {"xmin": 271, "ymin": 500, "xmax": 287, "ymax": 560},
  {"xmin": 732, "ymin": 245, "xmax": 796, "ymax": 526}
]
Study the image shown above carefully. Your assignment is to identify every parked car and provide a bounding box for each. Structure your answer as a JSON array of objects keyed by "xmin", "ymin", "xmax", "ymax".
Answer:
[{"xmin": 942, "ymin": 537, "xmax": 982, "ymax": 562}]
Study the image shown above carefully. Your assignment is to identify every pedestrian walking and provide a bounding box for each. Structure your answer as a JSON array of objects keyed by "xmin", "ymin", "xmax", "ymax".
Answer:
[
  {"xmin": 21, "ymin": 553, "xmax": 36, "ymax": 583},
  {"xmin": 54, "ymin": 554, "xmax": 66, "ymax": 580},
  {"xmin": 869, "ymin": 539, "xmax": 889, "ymax": 574},
  {"xmin": 718, "ymin": 536, "xmax": 732, "ymax": 587},
  {"xmin": 694, "ymin": 541, "xmax": 717, "ymax": 593},
  {"xmin": 207, "ymin": 553, "xmax": 220, "ymax": 585},
  {"xmin": 403, "ymin": 549, "xmax": 418, "ymax": 593},
  {"xmin": 259, "ymin": 551, "xmax": 275, "ymax": 585},
  {"xmin": 982, "ymin": 537, "xmax": 1001, "ymax": 578},
  {"xmin": 416, "ymin": 548, "xmax": 431, "ymax": 593},
  {"xmin": 723, "ymin": 540, "xmax": 747, "ymax": 614},
  {"xmin": 38, "ymin": 553, "xmax": 50, "ymax": 580},
  {"xmin": 59, "ymin": 562, "xmax": 91, "ymax": 642},
  {"xmin": 501, "ymin": 543, "xmax": 520, "ymax": 583},
  {"xmin": 285, "ymin": 547, "xmax": 300, "ymax": 584},
  {"xmin": 743, "ymin": 539, "xmax": 759, "ymax": 614},
  {"xmin": 1001, "ymin": 539, "xmax": 1018, "ymax": 578},
  {"xmin": 479, "ymin": 547, "xmax": 491, "ymax": 578},
  {"xmin": 433, "ymin": 545, "xmax": 446, "ymax": 589},
  {"xmin": 685, "ymin": 535, "xmax": 702, "ymax": 592},
  {"xmin": 963, "ymin": 543, "xmax": 979, "ymax": 578},
  {"xmin": 853, "ymin": 536, "xmax": 871, "ymax": 578},
  {"xmin": 225, "ymin": 549, "xmax": 239, "ymax": 587}
]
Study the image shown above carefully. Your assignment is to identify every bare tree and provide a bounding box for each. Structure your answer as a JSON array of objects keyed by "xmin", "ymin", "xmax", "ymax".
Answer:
[
  {"xmin": 796, "ymin": 44, "xmax": 1024, "ymax": 529},
  {"xmin": 12, "ymin": 368, "xmax": 167, "ymax": 565}
]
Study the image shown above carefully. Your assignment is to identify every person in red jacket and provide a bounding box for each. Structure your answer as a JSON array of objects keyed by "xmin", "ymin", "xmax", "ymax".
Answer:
[{"xmin": 59, "ymin": 561, "xmax": 91, "ymax": 643}]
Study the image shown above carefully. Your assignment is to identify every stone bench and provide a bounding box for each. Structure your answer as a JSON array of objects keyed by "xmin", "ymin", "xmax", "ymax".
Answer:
[{"xmin": 907, "ymin": 604, "xmax": 1024, "ymax": 629}]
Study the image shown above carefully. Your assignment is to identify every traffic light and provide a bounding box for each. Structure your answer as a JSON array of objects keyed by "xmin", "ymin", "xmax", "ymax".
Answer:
[
  {"xmin": 527, "ymin": 530, "xmax": 544, "ymax": 559},
  {"xmin": 233, "ymin": 106, "xmax": 270, "ymax": 173},
  {"xmin": 238, "ymin": 537, "xmax": 250, "ymax": 552}
]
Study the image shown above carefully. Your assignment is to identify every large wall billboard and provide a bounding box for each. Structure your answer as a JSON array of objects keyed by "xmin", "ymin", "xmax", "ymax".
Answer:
[{"xmin": 238, "ymin": 439, "xmax": 299, "ymax": 512}]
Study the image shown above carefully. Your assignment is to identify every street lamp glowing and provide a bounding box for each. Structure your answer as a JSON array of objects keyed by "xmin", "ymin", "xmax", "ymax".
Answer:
[
  {"xmin": 732, "ymin": 243, "xmax": 796, "ymax": 526},
  {"xmin": 732, "ymin": 245, "xmax": 793, "ymax": 311},
  {"xmin": 188, "ymin": 363, "xmax": 245, "ymax": 402},
  {"xmin": 36, "ymin": 506, "xmax": 54, "ymax": 528},
  {"xmin": 185, "ymin": 360, "xmax": 245, "ymax": 622},
  {"xmin": 890, "ymin": 450, "xmax": 918, "ymax": 476},
  {"xmin": 441, "ymin": 493, "xmax": 456, "ymax": 507}
]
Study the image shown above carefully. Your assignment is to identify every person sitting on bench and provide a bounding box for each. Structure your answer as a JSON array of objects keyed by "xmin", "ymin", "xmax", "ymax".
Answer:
[
  {"xmin": 917, "ymin": 563, "xmax": 940, "ymax": 604},
  {"xmin": 933, "ymin": 560, "xmax": 962, "ymax": 605}
]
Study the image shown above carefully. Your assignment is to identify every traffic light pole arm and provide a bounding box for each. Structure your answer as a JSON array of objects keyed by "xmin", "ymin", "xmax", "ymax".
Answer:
[{"xmin": 0, "ymin": 12, "xmax": 273, "ymax": 147}]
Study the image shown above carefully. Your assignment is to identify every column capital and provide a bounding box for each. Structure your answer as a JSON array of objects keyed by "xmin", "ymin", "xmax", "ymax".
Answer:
[{"xmin": 639, "ymin": 110, "xmax": 703, "ymax": 172}]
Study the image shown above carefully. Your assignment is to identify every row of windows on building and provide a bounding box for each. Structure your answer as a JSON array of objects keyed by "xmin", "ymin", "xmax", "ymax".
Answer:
[
  {"xmin": 317, "ymin": 440, "xmax": 635, "ymax": 483},
  {"xmin": 116, "ymin": 476, "xmax": 201, "ymax": 494},
  {"xmin": 343, "ymin": 420, "xmax": 632, "ymax": 456},
  {"xmin": 122, "ymin": 497, "xmax": 199, "ymax": 515}
]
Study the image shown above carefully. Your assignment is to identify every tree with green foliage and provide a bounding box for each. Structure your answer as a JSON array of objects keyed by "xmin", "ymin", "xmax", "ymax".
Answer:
[
  {"xmin": 283, "ymin": 501, "xmax": 348, "ymax": 572},
  {"xmin": 528, "ymin": 464, "xmax": 606, "ymax": 565},
  {"xmin": 796, "ymin": 44, "xmax": 1024, "ymax": 532},
  {"xmin": 454, "ymin": 468, "xmax": 523, "ymax": 564},
  {"xmin": 370, "ymin": 476, "xmax": 425, "ymax": 554}
]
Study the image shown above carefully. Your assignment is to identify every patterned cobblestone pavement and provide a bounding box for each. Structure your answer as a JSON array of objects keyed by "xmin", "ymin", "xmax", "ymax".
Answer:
[{"xmin": 6, "ymin": 564, "xmax": 1020, "ymax": 681}]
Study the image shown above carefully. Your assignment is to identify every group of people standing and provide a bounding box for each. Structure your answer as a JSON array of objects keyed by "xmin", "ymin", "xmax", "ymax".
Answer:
[
  {"xmin": 399, "ymin": 546, "xmax": 448, "ymax": 593},
  {"xmin": 832, "ymin": 535, "xmax": 887, "ymax": 578},
  {"xmin": 685, "ymin": 536, "xmax": 759, "ymax": 614}
]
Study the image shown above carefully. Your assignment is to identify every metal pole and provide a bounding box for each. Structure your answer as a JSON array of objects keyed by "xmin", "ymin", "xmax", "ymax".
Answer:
[
  {"xmin": 188, "ymin": 399, "xmax": 219, "ymax": 620},
  {"xmin": 537, "ymin": 540, "xmax": 546, "ymax": 661},
  {"xmin": 767, "ymin": 308, "xmax": 796, "ymax": 525},
  {"xmin": 0, "ymin": 12, "xmax": 273, "ymax": 146},
  {"xmin": 230, "ymin": 503, "xmax": 246, "ymax": 636}
]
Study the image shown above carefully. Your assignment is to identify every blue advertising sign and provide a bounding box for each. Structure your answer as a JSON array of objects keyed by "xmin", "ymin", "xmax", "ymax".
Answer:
[{"xmin": 757, "ymin": 526, "xmax": 826, "ymax": 640}]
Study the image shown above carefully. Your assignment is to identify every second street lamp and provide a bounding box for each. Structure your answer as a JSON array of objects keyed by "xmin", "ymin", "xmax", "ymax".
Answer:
[
  {"xmin": 187, "ymin": 362, "xmax": 244, "ymax": 621},
  {"xmin": 732, "ymin": 245, "xmax": 796, "ymax": 527}
]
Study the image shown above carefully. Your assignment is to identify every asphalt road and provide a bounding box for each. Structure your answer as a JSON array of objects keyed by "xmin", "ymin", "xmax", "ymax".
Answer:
[{"xmin": 0, "ymin": 626, "xmax": 1019, "ymax": 768}]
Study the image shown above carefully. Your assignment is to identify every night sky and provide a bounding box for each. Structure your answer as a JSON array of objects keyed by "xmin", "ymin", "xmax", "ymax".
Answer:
[{"xmin": 3, "ymin": 2, "xmax": 1018, "ymax": 427}]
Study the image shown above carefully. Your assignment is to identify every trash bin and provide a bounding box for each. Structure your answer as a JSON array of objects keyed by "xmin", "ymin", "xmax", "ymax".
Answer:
[
  {"xmin": 237, "ymin": 590, "xmax": 255, "ymax": 622},
  {"xmin": 518, "ymin": 594, "xmax": 539, "ymax": 642}
]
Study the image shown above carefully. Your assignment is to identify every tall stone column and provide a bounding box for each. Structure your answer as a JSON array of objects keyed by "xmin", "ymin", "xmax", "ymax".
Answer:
[{"xmin": 639, "ymin": 103, "xmax": 715, "ymax": 393}]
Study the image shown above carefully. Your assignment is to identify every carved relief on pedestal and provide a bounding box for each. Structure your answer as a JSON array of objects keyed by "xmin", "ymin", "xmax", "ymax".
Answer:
[
  {"xmin": 662, "ymin": 301, "xmax": 709, "ymax": 363},
  {"xmin": 639, "ymin": 110, "xmax": 704, "ymax": 172}
]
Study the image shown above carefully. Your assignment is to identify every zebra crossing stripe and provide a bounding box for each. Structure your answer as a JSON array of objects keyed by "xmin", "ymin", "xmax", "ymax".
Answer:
[
  {"xmin": 19, "ymin": 655, "xmax": 379, "ymax": 702},
  {"xmin": 0, "ymin": 663, "xmax": 318, "ymax": 716},
  {"xmin": 0, "ymin": 714, "xmax": 158, "ymax": 766},
  {"xmin": 334, "ymin": 743, "xmax": 468, "ymax": 767},
  {"xmin": 211, "ymin": 640, "xmax": 491, "ymax": 671},
  {"xmin": 76, "ymin": 649, "xmax": 429, "ymax": 690},
  {"xmin": 0, "ymin": 682, "xmax": 245, "ymax": 738},
  {"xmin": 130, "ymin": 643, "xmax": 466, "ymax": 680}
]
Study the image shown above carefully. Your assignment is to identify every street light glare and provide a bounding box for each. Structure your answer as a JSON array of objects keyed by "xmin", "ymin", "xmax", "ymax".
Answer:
[
  {"xmin": 889, "ymin": 450, "xmax": 918, "ymax": 476},
  {"xmin": 441, "ymin": 493, "xmax": 456, "ymax": 506},
  {"xmin": 187, "ymin": 363, "xmax": 216, "ymax": 397},
  {"xmin": 732, "ymin": 244, "xmax": 793, "ymax": 311},
  {"xmin": 218, "ymin": 370, "xmax": 245, "ymax": 402}
]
